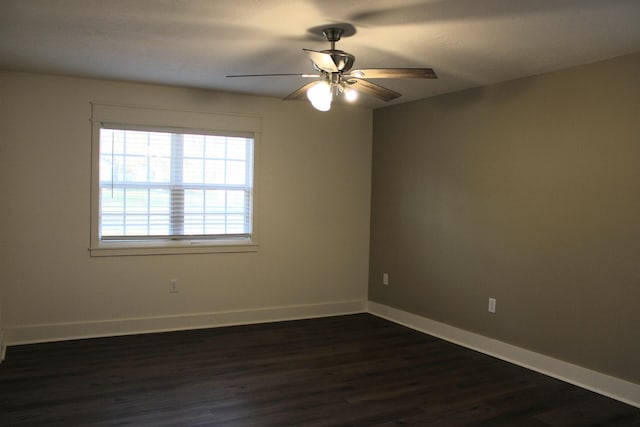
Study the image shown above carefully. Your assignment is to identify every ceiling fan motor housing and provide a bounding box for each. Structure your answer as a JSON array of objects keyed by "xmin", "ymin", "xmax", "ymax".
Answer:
[{"xmin": 321, "ymin": 50, "xmax": 355, "ymax": 72}]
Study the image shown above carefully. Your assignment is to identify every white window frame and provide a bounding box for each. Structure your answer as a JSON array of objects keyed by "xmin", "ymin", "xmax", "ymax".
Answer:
[{"xmin": 90, "ymin": 103, "xmax": 260, "ymax": 256}]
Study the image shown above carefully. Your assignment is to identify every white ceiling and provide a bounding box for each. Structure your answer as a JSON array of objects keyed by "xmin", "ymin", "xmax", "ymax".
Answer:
[{"xmin": 1, "ymin": 0, "xmax": 640, "ymax": 108}]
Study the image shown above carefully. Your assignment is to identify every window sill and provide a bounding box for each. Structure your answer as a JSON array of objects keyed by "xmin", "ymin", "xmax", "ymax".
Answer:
[{"xmin": 89, "ymin": 241, "xmax": 258, "ymax": 257}]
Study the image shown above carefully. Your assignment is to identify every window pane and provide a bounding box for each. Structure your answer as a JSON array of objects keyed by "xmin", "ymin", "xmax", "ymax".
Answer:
[
  {"xmin": 99, "ymin": 155, "xmax": 113, "ymax": 183},
  {"xmin": 184, "ymin": 214, "xmax": 205, "ymax": 235},
  {"xmin": 183, "ymin": 158, "xmax": 204, "ymax": 184},
  {"xmin": 125, "ymin": 189, "xmax": 149, "ymax": 215},
  {"xmin": 205, "ymin": 136, "xmax": 226, "ymax": 158},
  {"xmin": 183, "ymin": 134, "xmax": 204, "ymax": 157},
  {"xmin": 125, "ymin": 215, "xmax": 149, "ymax": 235},
  {"xmin": 149, "ymin": 157, "xmax": 171, "ymax": 182},
  {"xmin": 101, "ymin": 129, "xmax": 114, "ymax": 154},
  {"xmin": 184, "ymin": 190, "xmax": 204, "ymax": 214},
  {"xmin": 226, "ymin": 214, "xmax": 247, "ymax": 233},
  {"xmin": 205, "ymin": 190, "xmax": 225, "ymax": 212},
  {"xmin": 204, "ymin": 160, "xmax": 225, "ymax": 184},
  {"xmin": 100, "ymin": 129, "xmax": 125, "ymax": 154},
  {"xmin": 226, "ymin": 160, "xmax": 246, "ymax": 185},
  {"xmin": 101, "ymin": 188, "xmax": 125, "ymax": 214},
  {"xmin": 149, "ymin": 189, "xmax": 170, "ymax": 214},
  {"xmin": 124, "ymin": 156, "xmax": 148, "ymax": 182},
  {"xmin": 110, "ymin": 155, "xmax": 126, "ymax": 183},
  {"xmin": 148, "ymin": 132, "xmax": 171, "ymax": 156},
  {"xmin": 204, "ymin": 214, "xmax": 227, "ymax": 234},
  {"xmin": 227, "ymin": 138, "xmax": 247, "ymax": 160},
  {"xmin": 227, "ymin": 190, "xmax": 246, "ymax": 213},
  {"xmin": 124, "ymin": 131, "xmax": 149, "ymax": 155},
  {"xmin": 149, "ymin": 215, "xmax": 170, "ymax": 235},
  {"xmin": 101, "ymin": 214, "xmax": 124, "ymax": 236}
]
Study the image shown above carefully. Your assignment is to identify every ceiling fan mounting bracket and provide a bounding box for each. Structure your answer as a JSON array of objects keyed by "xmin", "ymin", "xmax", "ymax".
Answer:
[
  {"xmin": 323, "ymin": 27, "xmax": 344, "ymax": 50},
  {"xmin": 307, "ymin": 23, "xmax": 356, "ymax": 41}
]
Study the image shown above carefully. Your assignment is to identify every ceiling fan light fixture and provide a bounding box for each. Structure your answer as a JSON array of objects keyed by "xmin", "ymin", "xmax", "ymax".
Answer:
[
  {"xmin": 307, "ymin": 80, "xmax": 332, "ymax": 111},
  {"xmin": 310, "ymin": 97, "xmax": 332, "ymax": 111},
  {"xmin": 343, "ymin": 86, "xmax": 358, "ymax": 102}
]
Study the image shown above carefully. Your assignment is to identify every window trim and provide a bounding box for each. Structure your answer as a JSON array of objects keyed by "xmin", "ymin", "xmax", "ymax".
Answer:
[{"xmin": 89, "ymin": 103, "xmax": 260, "ymax": 256}]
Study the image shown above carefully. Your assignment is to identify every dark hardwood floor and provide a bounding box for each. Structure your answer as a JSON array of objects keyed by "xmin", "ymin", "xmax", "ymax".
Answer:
[{"xmin": 1, "ymin": 314, "xmax": 638, "ymax": 426}]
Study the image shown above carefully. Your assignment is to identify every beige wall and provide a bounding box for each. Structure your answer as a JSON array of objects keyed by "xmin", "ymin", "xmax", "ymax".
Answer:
[
  {"xmin": 369, "ymin": 52, "xmax": 640, "ymax": 384},
  {"xmin": 0, "ymin": 72, "xmax": 372, "ymax": 338}
]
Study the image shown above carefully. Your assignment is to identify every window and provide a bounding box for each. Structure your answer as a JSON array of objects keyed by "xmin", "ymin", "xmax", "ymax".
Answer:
[{"xmin": 90, "ymin": 104, "xmax": 260, "ymax": 256}]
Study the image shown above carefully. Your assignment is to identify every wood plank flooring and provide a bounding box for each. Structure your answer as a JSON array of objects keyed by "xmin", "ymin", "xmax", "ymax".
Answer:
[{"xmin": 1, "ymin": 314, "xmax": 638, "ymax": 426}]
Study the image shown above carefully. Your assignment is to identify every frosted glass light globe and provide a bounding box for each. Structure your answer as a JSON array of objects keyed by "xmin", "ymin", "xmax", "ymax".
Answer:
[
  {"xmin": 344, "ymin": 87, "xmax": 358, "ymax": 102},
  {"xmin": 307, "ymin": 81, "xmax": 332, "ymax": 111}
]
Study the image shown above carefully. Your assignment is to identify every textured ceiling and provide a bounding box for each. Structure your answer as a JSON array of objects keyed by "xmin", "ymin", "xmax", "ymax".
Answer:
[{"xmin": 1, "ymin": 0, "xmax": 640, "ymax": 108}]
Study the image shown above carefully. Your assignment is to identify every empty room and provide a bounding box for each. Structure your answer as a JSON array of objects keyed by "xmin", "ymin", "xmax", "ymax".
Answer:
[{"xmin": 1, "ymin": 0, "xmax": 639, "ymax": 425}]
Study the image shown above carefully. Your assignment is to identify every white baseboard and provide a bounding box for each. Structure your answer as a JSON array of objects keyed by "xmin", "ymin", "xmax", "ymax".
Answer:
[
  {"xmin": 0, "ymin": 329, "xmax": 6, "ymax": 362},
  {"xmin": 367, "ymin": 301, "xmax": 640, "ymax": 408},
  {"xmin": 5, "ymin": 300, "xmax": 367, "ymax": 346}
]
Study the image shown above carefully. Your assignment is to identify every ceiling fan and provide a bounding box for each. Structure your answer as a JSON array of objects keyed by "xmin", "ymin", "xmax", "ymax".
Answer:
[{"xmin": 227, "ymin": 26, "xmax": 437, "ymax": 111}]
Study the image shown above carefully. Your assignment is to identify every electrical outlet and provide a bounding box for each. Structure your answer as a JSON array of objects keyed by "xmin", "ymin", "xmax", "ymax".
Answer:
[
  {"xmin": 488, "ymin": 297, "xmax": 496, "ymax": 313},
  {"xmin": 382, "ymin": 273, "xmax": 389, "ymax": 286},
  {"xmin": 169, "ymin": 279, "xmax": 178, "ymax": 293}
]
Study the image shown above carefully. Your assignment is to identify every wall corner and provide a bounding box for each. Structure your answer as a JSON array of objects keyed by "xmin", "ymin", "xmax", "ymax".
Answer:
[{"xmin": 0, "ymin": 329, "xmax": 6, "ymax": 362}]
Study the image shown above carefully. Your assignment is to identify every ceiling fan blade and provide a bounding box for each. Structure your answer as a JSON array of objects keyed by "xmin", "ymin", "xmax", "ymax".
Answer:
[
  {"xmin": 226, "ymin": 73, "xmax": 319, "ymax": 78},
  {"xmin": 350, "ymin": 78, "xmax": 401, "ymax": 102},
  {"xmin": 348, "ymin": 68, "xmax": 437, "ymax": 79},
  {"xmin": 283, "ymin": 81, "xmax": 318, "ymax": 100},
  {"xmin": 303, "ymin": 49, "xmax": 340, "ymax": 73}
]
